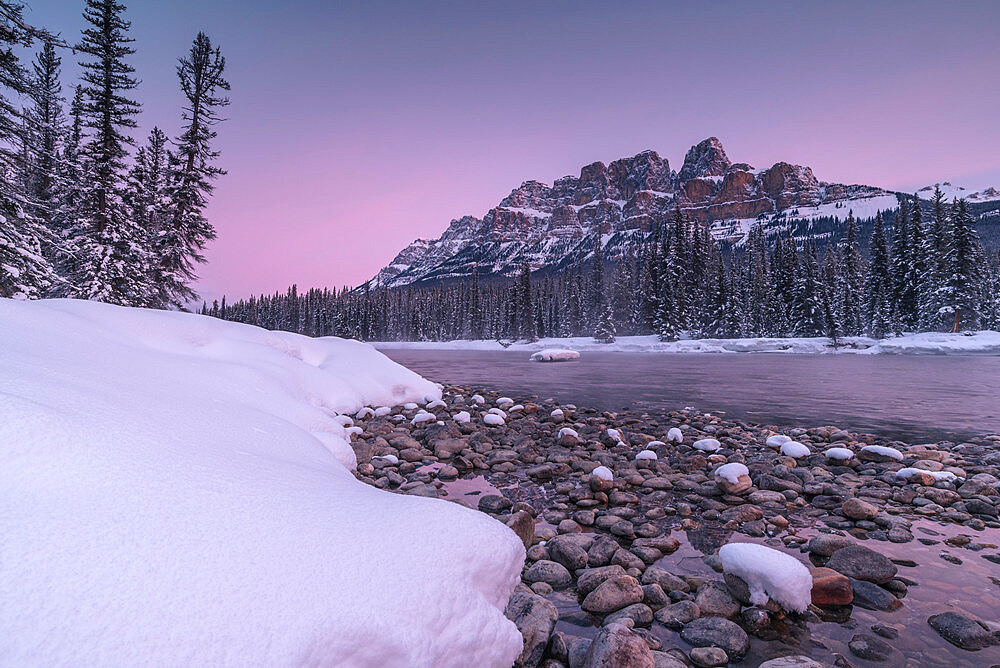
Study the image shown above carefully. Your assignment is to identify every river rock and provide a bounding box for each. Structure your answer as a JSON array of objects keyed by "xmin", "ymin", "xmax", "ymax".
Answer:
[
  {"xmin": 578, "ymin": 565, "xmax": 627, "ymax": 596},
  {"xmin": 548, "ymin": 535, "xmax": 589, "ymax": 571},
  {"xmin": 582, "ymin": 575, "xmax": 645, "ymax": 614},
  {"xmin": 758, "ymin": 657, "xmax": 824, "ymax": 668},
  {"xmin": 825, "ymin": 544, "xmax": 897, "ymax": 584},
  {"xmin": 806, "ymin": 533, "xmax": 853, "ymax": 557},
  {"xmin": 928, "ymin": 611, "xmax": 998, "ymax": 650},
  {"xmin": 679, "ymin": 617, "xmax": 749, "ymax": 660},
  {"xmin": 810, "ymin": 567, "xmax": 853, "ymax": 606},
  {"xmin": 689, "ymin": 646, "xmax": 728, "ymax": 667},
  {"xmin": 849, "ymin": 578, "xmax": 902, "ymax": 611},
  {"xmin": 842, "ymin": 498, "xmax": 879, "ymax": 520},
  {"xmin": 641, "ymin": 566, "xmax": 690, "ymax": 593},
  {"xmin": 695, "ymin": 580, "xmax": 741, "ymax": 618},
  {"xmin": 505, "ymin": 591, "xmax": 558, "ymax": 668},
  {"xmin": 524, "ymin": 560, "xmax": 573, "ymax": 589},
  {"xmin": 582, "ymin": 623, "xmax": 654, "ymax": 668},
  {"xmin": 654, "ymin": 600, "xmax": 700, "ymax": 629},
  {"xmin": 848, "ymin": 633, "xmax": 897, "ymax": 661},
  {"xmin": 479, "ymin": 494, "xmax": 512, "ymax": 514},
  {"xmin": 506, "ymin": 510, "xmax": 536, "ymax": 549}
]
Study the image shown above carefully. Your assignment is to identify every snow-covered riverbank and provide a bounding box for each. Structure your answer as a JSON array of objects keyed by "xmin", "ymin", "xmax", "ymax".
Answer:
[
  {"xmin": 373, "ymin": 331, "xmax": 1000, "ymax": 355},
  {"xmin": 0, "ymin": 299, "xmax": 524, "ymax": 667}
]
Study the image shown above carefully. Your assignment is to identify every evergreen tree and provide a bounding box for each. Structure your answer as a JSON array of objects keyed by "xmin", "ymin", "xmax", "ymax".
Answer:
[
  {"xmin": 790, "ymin": 242, "xmax": 825, "ymax": 337},
  {"xmin": 517, "ymin": 259, "xmax": 536, "ymax": 341},
  {"xmin": 940, "ymin": 199, "xmax": 982, "ymax": 331},
  {"xmin": 890, "ymin": 197, "xmax": 913, "ymax": 332},
  {"xmin": 24, "ymin": 40, "xmax": 65, "ymax": 235},
  {"xmin": 74, "ymin": 0, "xmax": 149, "ymax": 305},
  {"xmin": 839, "ymin": 211, "xmax": 864, "ymax": 335},
  {"xmin": 127, "ymin": 126, "xmax": 169, "ymax": 282},
  {"xmin": 863, "ymin": 212, "xmax": 892, "ymax": 338},
  {"xmin": 159, "ymin": 31, "xmax": 230, "ymax": 307},
  {"xmin": 0, "ymin": 2, "xmax": 56, "ymax": 298},
  {"xmin": 593, "ymin": 301, "xmax": 616, "ymax": 343}
]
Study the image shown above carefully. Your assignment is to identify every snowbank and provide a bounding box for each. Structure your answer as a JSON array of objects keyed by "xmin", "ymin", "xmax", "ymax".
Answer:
[
  {"xmin": 0, "ymin": 299, "xmax": 525, "ymax": 667},
  {"xmin": 529, "ymin": 348, "xmax": 581, "ymax": 362},
  {"xmin": 863, "ymin": 331, "xmax": 1000, "ymax": 355},
  {"xmin": 719, "ymin": 543, "xmax": 812, "ymax": 614},
  {"xmin": 373, "ymin": 331, "xmax": 1000, "ymax": 356}
]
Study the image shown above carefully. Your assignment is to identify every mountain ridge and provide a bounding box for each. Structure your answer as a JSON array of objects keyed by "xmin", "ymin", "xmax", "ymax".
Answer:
[{"xmin": 372, "ymin": 138, "xmax": 999, "ymax": 288}]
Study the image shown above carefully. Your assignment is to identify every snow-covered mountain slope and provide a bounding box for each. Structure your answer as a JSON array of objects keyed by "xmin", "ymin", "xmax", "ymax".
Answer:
[
  {"xmin": 0, "ymin": 298, "xmax": 524, "ymax": 667},
  {"xmin": 372, "ymin": 138, "xmax": 909, "ymax": 287}
]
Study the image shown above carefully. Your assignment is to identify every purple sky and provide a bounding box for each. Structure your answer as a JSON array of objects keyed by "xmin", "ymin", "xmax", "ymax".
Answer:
[{"xmin": 22, "ymin": 0, "xmax": 1000, "ymax": 303}]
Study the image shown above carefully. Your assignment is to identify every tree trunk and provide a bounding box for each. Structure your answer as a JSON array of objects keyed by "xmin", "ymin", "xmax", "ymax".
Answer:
[{"xmin": 952, "ymin": 309, "xmax": 961, "ymax": 333}]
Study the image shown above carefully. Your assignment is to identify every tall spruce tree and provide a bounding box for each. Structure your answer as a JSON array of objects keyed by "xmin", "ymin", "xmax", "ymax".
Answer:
[
  {"xmin": 24, "ymin": 40, "xmax": 65, "ymax": 236},
  {"xmin": 840, "ymin": 211, "xmax": 864, "ymax": 335},
  {"xmin": 940, "ymin": 198, "xmax": 981, "ymax": 331},
  {"xmin": 0, "ymin": 2, "xmax": 57, "ymax": 298},
  {"xmin": 74, "ymin": 0, "xmax": 149, "ymax": 305},
  {"xmin": 863, "ymin": 212, "xmax": 892, "ymax": 338},
  {"xmin": 160, "ymin": 31, "xmax": 229, "ymax": 307}
]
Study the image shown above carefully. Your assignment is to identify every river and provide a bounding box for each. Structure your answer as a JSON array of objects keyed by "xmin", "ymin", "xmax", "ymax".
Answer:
[{"xmin": 380, "ymin": 350, "xmax": 1000, "ymax": 441}]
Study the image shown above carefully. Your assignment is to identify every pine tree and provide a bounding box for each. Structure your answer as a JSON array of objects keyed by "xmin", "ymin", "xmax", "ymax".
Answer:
[
  {"xmin": 517, "ymin": 259, "xmax": 536, "ymax": 341},
  {"xmin": 839, "ymin": 211, "xmax": 864, "ymax": 335},
  {"xmin": 863, "ymin": 212, "xmax": 892, "ymax": 338},
  {"xmin": 790, "ymin": 242, "xmax": 825, "ymax": 337},
  {"xmin": 74, "ymin": 0, "xmax": 149, "ymax": 305},
  {"xmin": 24, "ymin": 40, "xmax": 65, "ymax": 235},
  {"xmin": 0, "ymin": 2, "xmax": 57, "ymax": 298},
  {"xmin": 127, "ymin": 126, "xmax": 169, "ymax": 282},
  {"xmin": 593, "ymin": 301, "xmax": 616, "ymax": 343},
  {"xmin": 890, "ymin": 197, "xmax": 912, "ymax": 332},
  {"xmin": 940, "ymin": 199, "xmax": 982, "ymax": 331},
  {"xmin": 159, "ymin": 31, "xmax": 230, "ymax": 307}
]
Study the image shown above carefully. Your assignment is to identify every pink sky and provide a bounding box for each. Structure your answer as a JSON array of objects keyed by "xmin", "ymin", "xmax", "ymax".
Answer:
[{"xmin": 28, "ymin": 1, "xmax": 1000, "ymax": 303}]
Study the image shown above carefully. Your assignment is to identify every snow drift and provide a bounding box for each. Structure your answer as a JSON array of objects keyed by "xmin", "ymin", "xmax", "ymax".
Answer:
[{"xmin": 0, "ymin": 299, "xmax": 525, "ymax": 667}]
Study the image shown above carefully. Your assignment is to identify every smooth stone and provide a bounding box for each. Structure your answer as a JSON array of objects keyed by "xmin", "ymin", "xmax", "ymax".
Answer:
[
  {"xmin": 582, "ymin": 623, "xmax": 654, "ymax": 668},
  {"xmin": 679, "ymin": 617, "xmax": 749, "ymax": 660},
  {"xmin": 928, "ymin": 611, "xmax": 997, "ymax": 650},
  {"xmin": 581, "ymin": 576, "xmax": 645, "ymax": 614},
  {"xmin": 504, "ymin": 591, "xmax": 558, "ymax": 668},
  {"xmin": 825, "ymin": 544, "xmax": 898, "ymax": 584}
]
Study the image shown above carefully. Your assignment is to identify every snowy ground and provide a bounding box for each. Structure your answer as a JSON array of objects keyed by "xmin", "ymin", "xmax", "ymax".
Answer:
[
  {"xmin": 373, "ymin": 331, "xmax": 1000, "ymax": 355},
  {"xmin": 0, "ymin": 299, "xmax": 525, "ymax": 667}
]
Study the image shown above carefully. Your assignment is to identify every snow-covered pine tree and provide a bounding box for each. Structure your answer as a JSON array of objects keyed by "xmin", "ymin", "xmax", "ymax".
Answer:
[
  {"xmin": 863, "ymin": 212, "xmax": 892, "ymax": 338},
  {"xmin": 74, "ymin": 0, "xmax": 150, "ymax": 305},
  {"xmin": 517, "ymin": 259, "xmax": 536, "ymax": 341},
  {"xmin": 790, "ymin": 242, "xmax": 825, "ymax": 337},
  {"xmin": 159, "ymin": 32, "xmax": 230, "ymax": 308},
  {"xmin": 940, "ymin": 198, "xmax": 982, "ymax": 331},
  {"xmin": 900, "ymin": 195, "xmax": 926, "ymax": 331},
  {"xmin": 23, "ymin": 41, "xmax": 65, "ymax": 239},
  {"xmin": 890, "ymin": 197, "xmax": 912, "ymax": 332},
  {"xmin": 127, "ymin": 126, "xmax": 169, "ymax": 288},
  {"xmin": 593, "ymin": 301, "xmax": 616, "ymax": 343},
  {"xmin": 0, "ymin": 2, "xmax": 57, "ymax": 298},
  {"xmin": 839, "ymin": 211, "xmax": 864, "ymax": 335},
  {"xmin": 917, "ymin": 186, "xmax": 950, "ymax": 330}
]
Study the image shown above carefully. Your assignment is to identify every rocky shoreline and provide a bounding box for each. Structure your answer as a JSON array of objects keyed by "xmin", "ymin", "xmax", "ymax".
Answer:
[{"xmin": 349, "ymin": 385, "xmax": 1000, "ymax": 667}]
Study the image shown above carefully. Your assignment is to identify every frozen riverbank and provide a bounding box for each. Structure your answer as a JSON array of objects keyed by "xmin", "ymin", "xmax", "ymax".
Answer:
[{"xmin": 373, "ymin": 331, "xmax": 1000, "ymax": 356}]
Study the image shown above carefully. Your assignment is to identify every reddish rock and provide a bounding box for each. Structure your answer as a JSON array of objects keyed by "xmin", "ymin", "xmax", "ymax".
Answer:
[{"xmin": 810, "ymin": 567, "xmax": 854, "ymax": 606}]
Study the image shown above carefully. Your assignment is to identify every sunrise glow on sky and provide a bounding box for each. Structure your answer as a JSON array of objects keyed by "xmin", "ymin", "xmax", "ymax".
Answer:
[{"xmin": 23, "ymin": 0, "xmax": 1000, "ymax": 302}]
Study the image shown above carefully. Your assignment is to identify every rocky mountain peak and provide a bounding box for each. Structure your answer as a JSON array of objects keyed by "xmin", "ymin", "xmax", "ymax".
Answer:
[{"xmin": 678, "ymin": 137, "xmax": 732, "ymax": 181}]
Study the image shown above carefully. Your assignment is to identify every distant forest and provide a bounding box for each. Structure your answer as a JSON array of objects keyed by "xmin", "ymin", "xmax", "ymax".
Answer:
[{"xmin": 209, "ymin": 188, "xmax": 1000, "ymax": 343}]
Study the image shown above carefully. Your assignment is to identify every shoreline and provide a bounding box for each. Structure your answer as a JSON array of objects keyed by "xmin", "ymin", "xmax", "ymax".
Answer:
[
  {"xmin": 371, "ymin": 331, "xmax": 1000, "ymax": 356},
  {"xmin": 351, "ymin": 382, "xmax": 1000, "ymax": 666}
]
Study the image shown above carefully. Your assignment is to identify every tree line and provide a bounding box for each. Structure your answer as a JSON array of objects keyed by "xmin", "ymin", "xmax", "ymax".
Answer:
[
  {"xmin": 208, "ymin": 187, "xmax": 1000, "ymax": 342},
  {"xmin": 0, "ymin": 0, "xmax": 229, "ymax": 306}
]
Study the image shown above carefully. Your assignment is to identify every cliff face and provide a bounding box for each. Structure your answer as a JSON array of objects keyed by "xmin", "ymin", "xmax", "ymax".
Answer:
[{"xmin": 372, "ymin": 137, "xmax": 901, "ymax": 288}]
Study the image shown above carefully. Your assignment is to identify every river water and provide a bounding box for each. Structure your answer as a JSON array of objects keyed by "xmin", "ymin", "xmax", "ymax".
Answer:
[{"xmin": 380, "ymin": 350, "xmax": 1000, "ymax": 441}]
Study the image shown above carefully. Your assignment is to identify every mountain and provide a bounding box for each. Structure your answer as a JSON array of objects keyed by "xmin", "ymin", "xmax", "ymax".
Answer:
[{"xmin": 372, "ymin": 138, "xmax": 999, "ymax": 288}]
